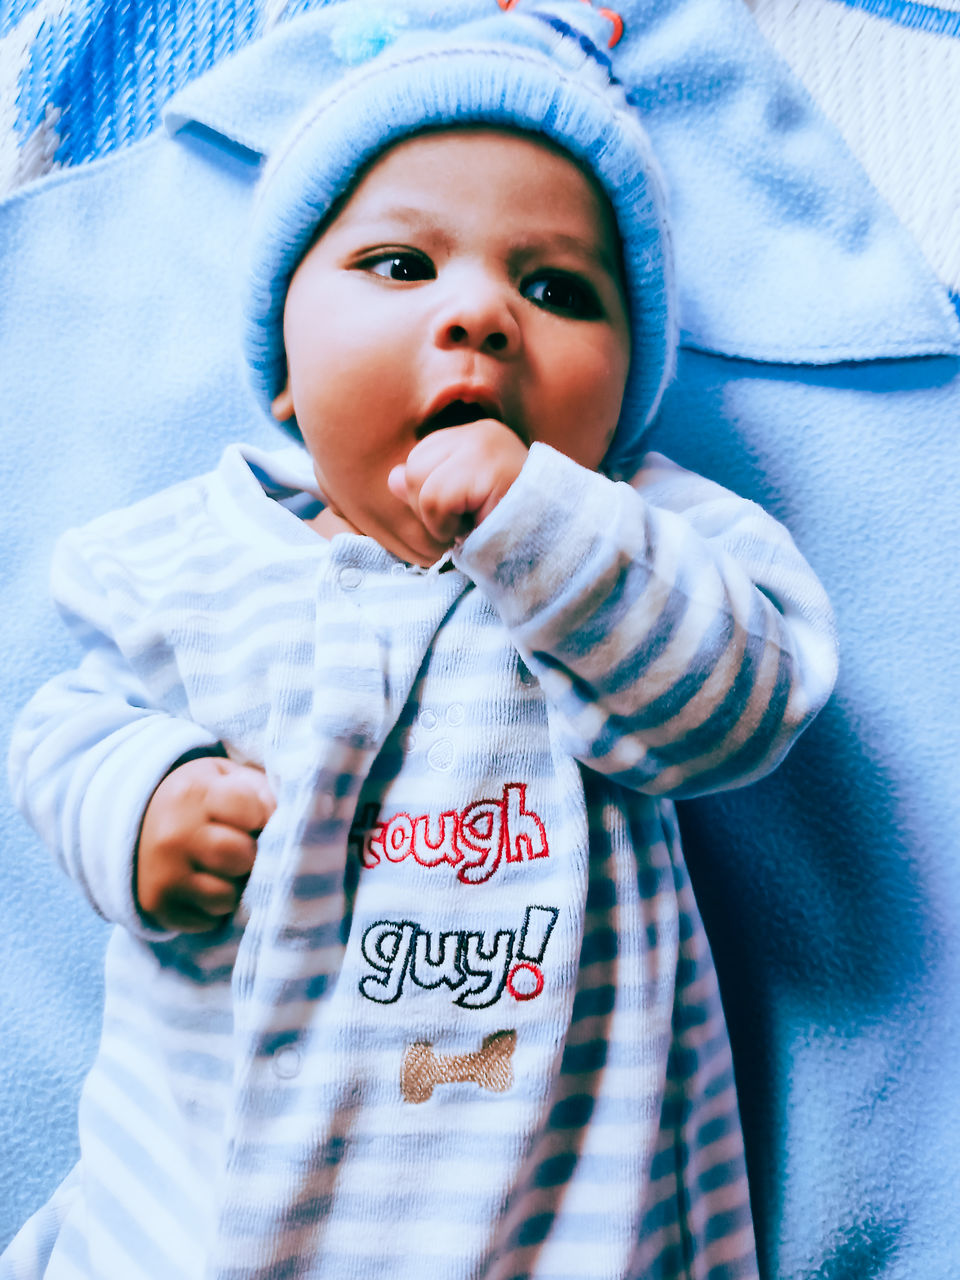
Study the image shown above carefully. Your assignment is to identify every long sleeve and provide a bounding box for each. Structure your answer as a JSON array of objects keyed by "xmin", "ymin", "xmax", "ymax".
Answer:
[
  {"xmin": 454, "ymin": 443, "xmax": 838, "ymax": 798},
  {"xmin": 8, "ymin": 528, "xmax": 219, "ymax": 935}
]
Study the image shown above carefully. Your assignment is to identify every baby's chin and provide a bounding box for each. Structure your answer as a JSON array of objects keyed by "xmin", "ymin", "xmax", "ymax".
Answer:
[
  {"xmin": 310, "ymin": 500, "xmax": 451, "ymax": 569},
  {"xmin": 381, "ymin": 522, "xmax": 453, "ymax": 570},
  {"xmin": 363, "ymin": 490, "xmax": 455, "ymax": 566}
]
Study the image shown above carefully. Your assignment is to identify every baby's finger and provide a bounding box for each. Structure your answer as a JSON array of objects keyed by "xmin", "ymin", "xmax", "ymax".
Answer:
[
  {"xmin": 149, "ymin": 884, "xmax": 231, "ymax": 934},
  {"xmin": 191, "ymin": 823, "xmax": 258, "ymax": 879},
  {"xmin": 390, "ymin": 429, "xmax": 463, "ymax": 514},
  {"xmin": 186, "ymin": 870, "xmax": 245, "ymax": 919},
  {"xmin": 391, "ymin": 437, "xmax": 468, "ymax": 536},
  {"xmin": 205, "ymin": 761, "xmax": 276, "ymax": 833},
  {"xmin": 415, "ymin": 462, "xmax": 475, "ymax": 543},
  {"xmin": 387, "ymin": 463, "xmax": 411, "ymax": 506}
]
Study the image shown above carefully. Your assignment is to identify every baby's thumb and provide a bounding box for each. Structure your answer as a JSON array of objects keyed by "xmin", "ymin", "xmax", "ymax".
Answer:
[{"xmin": 387, "ymin": 464, "xmax": 409, "ymax": 504}]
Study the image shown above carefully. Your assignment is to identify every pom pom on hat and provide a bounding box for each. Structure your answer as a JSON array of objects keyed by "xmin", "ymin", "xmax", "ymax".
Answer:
[{"xmin": 244, "ymin": 1, "xmax": 677, "ymax": 478}]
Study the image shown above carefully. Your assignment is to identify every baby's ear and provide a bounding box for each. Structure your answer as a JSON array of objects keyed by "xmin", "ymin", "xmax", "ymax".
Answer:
[{"xmin": 271, "ymin": 382, "xmax": 295, "ymax": 421}]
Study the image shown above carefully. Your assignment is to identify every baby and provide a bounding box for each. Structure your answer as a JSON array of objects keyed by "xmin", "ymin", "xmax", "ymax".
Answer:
[{"xmin": 5, "ymin": 6, "xmax": 838, "ymax": 1279}]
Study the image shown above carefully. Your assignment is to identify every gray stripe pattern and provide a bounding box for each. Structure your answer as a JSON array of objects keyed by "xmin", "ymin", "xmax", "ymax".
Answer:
[{"xmin": 4, "ymin": 442, "xmax": 837, "ymax": 1279}]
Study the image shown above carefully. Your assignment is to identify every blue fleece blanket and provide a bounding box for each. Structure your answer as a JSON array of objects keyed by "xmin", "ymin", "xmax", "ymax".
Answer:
[{"xmin": 3, "ymin": 1, "xmax": 959, "ymax": 1276}]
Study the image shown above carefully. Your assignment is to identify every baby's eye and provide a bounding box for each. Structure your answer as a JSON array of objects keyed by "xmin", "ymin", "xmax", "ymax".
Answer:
[
  {"xmin": 364, "ymin": 252, "xmax": 435, "ymax": 282},
  {"xmin": 522, "ymin": 272, "xmax": 602, "ymax": 319}
]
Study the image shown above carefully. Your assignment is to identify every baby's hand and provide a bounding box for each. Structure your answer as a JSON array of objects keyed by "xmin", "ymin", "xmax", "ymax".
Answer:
[
  {"xmin": 388, "ymin": 419, "xmax": 528, "ymax": 546},
  {"xmin": 136, "ymin": 756, "xmax": 276, "ymax": 933}
]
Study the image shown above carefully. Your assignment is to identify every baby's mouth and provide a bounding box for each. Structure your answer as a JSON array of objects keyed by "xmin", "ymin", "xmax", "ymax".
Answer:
[{"xmin": 417, "ymin": 400, "xmax": 501, "ymax": 438}]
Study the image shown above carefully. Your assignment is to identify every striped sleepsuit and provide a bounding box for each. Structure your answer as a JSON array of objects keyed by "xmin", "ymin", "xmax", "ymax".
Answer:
[{"xmin": 5, "ymin": 440, "xmax": 837, "ymax": 1280}]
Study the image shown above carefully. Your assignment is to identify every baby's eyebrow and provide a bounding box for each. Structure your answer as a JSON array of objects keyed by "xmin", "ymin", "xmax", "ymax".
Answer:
[
  {"xmin": 349, "ymin": 205, "xmax": 448, "ymax": 234},
  {"xmin": 518, "ymin": 231, "xmax": 620, "ymax": 277},
  {"xmin": 501, "ymin": 232, "xmax": 623, "ymax": 290}
]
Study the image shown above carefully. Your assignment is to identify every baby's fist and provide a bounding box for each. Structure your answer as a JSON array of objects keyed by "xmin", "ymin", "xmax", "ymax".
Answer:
[
  {"xmin": 136, "ymin": 755, "xmax": 276, "ymax": 932},
  {"xmin": 388, "ymin": 419, "xmax": 527, "ymax": 545}
]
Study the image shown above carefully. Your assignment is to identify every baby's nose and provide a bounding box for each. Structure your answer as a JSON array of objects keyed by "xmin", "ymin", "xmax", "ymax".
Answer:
[
  {"xmin": 432, "ymin": 275, "xmax": 521, "ymax": 357},
  {"xmin": 444, "ymin": 324, "xmax": 509, "ymax": 353}
]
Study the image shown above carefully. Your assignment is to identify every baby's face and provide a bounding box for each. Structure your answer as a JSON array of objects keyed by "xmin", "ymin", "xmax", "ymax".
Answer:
[{"xmin": 273, "ymin": 127, "xmax": 631, "ymax": 564}]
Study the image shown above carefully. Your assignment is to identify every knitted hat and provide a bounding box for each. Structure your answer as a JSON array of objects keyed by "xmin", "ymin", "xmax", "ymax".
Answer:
[{"xmin": 244, "ymin": 2, "xmax": 676, "ymax": 479}]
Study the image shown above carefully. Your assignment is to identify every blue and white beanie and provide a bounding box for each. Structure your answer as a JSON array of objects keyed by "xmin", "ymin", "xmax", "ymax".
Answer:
[{"xmin": 244, "ymin": 1, "xmax": 676, "ymax": 479}]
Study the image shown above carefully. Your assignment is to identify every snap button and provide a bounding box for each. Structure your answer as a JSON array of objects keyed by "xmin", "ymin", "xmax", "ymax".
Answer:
[
  {"xmin": 273, "ymin": 1046, "xmax": 302, "ymax": 1080},
  {"xmin": 338, "ymin": 566, "xmax": 363, "ymax": 590}
]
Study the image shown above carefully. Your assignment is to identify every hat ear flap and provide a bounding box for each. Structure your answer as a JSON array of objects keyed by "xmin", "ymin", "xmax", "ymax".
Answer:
[{"xmin": 271, "ymin": 382, "xmax": 295, "ymax": 422}]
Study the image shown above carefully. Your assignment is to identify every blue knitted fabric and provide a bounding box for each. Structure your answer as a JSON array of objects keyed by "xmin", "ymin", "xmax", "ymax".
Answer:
[
  {"xmin": 829, "ymin": 0, "xmax": 960, "ymax": 36},
  {"xmin": 2, "ymin": 0, "xmax": 329, "ymax": 183}
]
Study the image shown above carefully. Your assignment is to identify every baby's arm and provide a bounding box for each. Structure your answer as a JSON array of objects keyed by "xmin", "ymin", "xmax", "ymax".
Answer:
[
  {"xmin": 9, "ymin": 527, "xmax": 271, "ymax": 936},
  {"xmin": 392, "ymin": 420, "xmax": 837, "ymax": 796},
  {"xmin": 136, "ymin": 755, "xmax": 275, "ymax": 932}
]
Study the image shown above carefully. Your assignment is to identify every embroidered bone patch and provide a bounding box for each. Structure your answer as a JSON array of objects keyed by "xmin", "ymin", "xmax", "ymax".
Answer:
[{"xmin": 402, "ymin": 1030, "xmax": 516, "ymax": 1103}]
